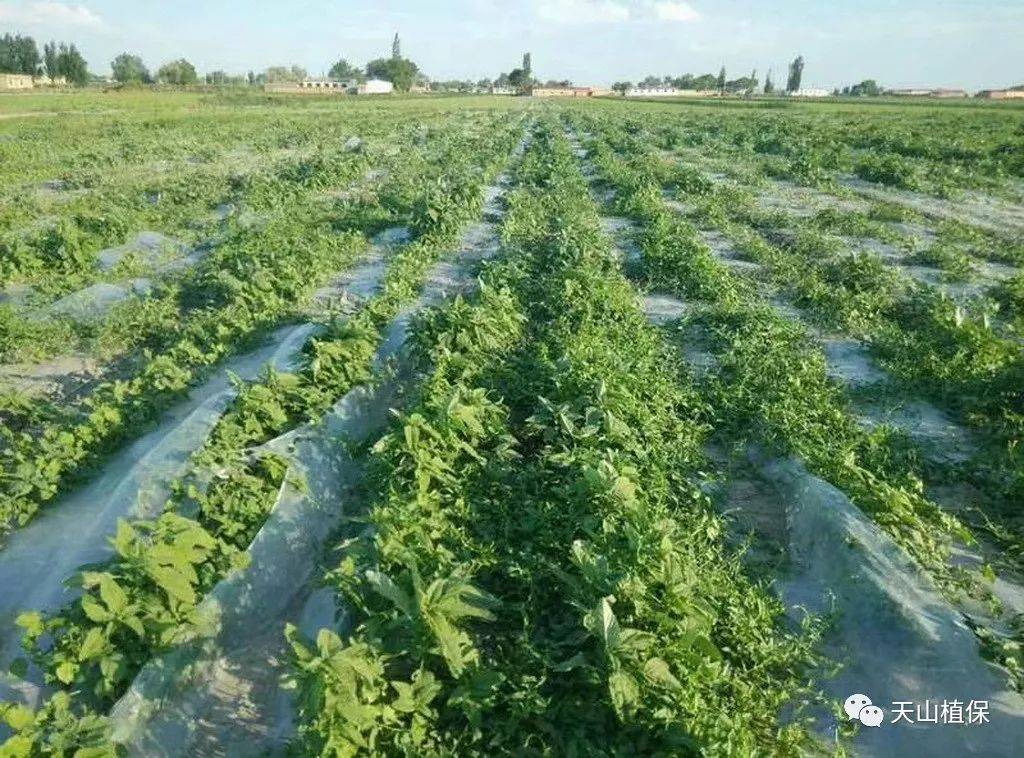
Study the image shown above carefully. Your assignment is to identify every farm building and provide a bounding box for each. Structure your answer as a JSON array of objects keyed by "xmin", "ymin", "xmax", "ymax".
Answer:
[
  {"xmin": 977, "ymin": 88, "xmax": 1024, "ymax": 99},
  {"xmin": 623, "ymin": 87, "xmax": 719, "ymax": 98},
  {"xmin": 625, "ymin": 86, "xmax": 678, "ymax": 97},
  {"xmin": 357, "ymin": 79, "xmax": 394, "ymax": 95},
  {"xmin": 264, "ymin": 79, "xmax": 345, "ymax": 94},
  {"xmin": 528, "ymin": 86, "xmax": 600, "ymax": 98},
  {"xmin": 489, "ymin": 86, "xmax": 516, "ymax": 95},
  {"xmin": 263, "ymin": 78, "xmax": 394, "ymax": 95},
  {"xmin": 300, "ymin": 79, "xmax": 347, "ymax": 91},
  {"xmin": 787, "ymin": 88, "xmax": 831, "ymax": 97},
  {"xmin": 889, "ymin": 87, "xmax": 969, "ymax": 98},
  {"xmin": 0, "ymin": 73, "xmax": 34, "ymax": 91}
]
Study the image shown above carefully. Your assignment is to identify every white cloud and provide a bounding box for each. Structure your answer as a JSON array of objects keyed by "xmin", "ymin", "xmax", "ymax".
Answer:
[
  {"xmin": 650, "ymin": 1, "xmax": 699, "ymax": 23},
  {"xmin": 536, "ymin": 0, "xmax": 631, "ymax": 25},
  {"xmin": 0, "ymin": 2, "xmax": 103, "ymax": 29},
  {"xmin": 534, "ymin": 1, "xmax": 699, "ymax": 26}
]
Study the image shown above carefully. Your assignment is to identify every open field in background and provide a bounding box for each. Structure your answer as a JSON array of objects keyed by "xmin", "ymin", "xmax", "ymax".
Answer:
[{"xmin": 1, "ymin": 90, "xmax": 1023, "ymax": 755}]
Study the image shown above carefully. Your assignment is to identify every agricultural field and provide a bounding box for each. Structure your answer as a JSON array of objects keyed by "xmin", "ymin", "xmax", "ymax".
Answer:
[{"xmin": 0, "ymin": 90, "xmax": 1023, "ymax": 756}]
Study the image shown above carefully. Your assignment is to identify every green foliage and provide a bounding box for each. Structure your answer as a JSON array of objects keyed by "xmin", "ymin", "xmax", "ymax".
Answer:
[
  {"xmin": 0, "ymin": 33, "xmax": 40, "ymax": 75},
  {"xmin": 110, "ymin": 53, "xmax": 150, "ymax": 84},
  {"xmin": 365, "ymin": 57, "xmax": 418, "ymax": 92},
  {"xmin": 582, "ymin": 114, "xmax": 976, "ymax": 596},
  {"xmin": 288, "ymin": 124, "xmax": 820, "ymax": 755},
  {"xmin": 0, "ymin": 692, "xmax": 114, "ymax": 756},
  {"xmin": 3, "ymin": 103, "xmax": 527, "ymax": 752},
  {"xmin": 327, "ymin": 58, "xmax": 363, "ymax": 82},
  {"xmin": 855, "ymin": 152, "xmax": 923, "ymax": 190},
  {"xmin": 155, "ymin": 58, "xmax": 197, "ymax": 86},
  {"xmin": 44, "ymin": 42, "xmax": 89, "ymax": 86}
]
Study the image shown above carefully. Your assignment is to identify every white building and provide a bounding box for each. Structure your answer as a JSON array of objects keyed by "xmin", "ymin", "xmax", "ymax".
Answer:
[
  {"xmin": 787, "ymin": 88, "xmax": 831, "ymax": 97},
  {"xmin": 0, "ymin": 73, "xmax": 34, "ymax": 90},
  {"xmin": 489, "ymin": 86, "xmax": 516, "ymax": 95},
  {"xmin": 888, "ymin": 88, "xmax": 933, "ymax": 97},
  {"xmin": 358, "ymin": 79, "xmax": 394, "ymax": 95},
  {"xmin": 626, "ymin": 86, "xmax": 678, "ymax": 97}
]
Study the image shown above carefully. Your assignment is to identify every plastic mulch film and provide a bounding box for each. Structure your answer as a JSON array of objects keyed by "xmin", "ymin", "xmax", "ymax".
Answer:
[
  {"xmin": 104, "ymin": 193, "xmax": 506, "ymax": 753},
  {"xmin": 0, "ymin": 242, "xmax": 397, "ymax": 688},
  {"xmin": 0, "ymin": 323, "xmax": 317, "ymax": 707},
  {"xmin": 107, "ymin": 316, "xmax": 415, "ymax": 756},
  {"xmin": 757, "ymin": 453, "xmax": 1024, "ymax": 756}
]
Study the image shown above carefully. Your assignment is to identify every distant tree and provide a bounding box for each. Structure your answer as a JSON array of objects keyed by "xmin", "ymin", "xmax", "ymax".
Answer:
[
  {"xmin": 495, "ymin": 72, "xmax": 511, "ymax": 87},
  {"xmin": 328, "ymin": 58, "xmax": 363, "ymax": 82},
  {"xmin": 247, "ymin": 70, "xmax": 256, "ymax": 85},
  {"xmin": 640, "ymin": 75, "xmax": 661, "ymax": 88},
  {"xmin": 786, "ymin": 55, "xmax": 804, "ymax": 92},
  {"xmin": 692, "ymin": 73, "xmax": 717, "ymax": 90},
  {"xmin": 205, "ymin": 70, "xmax": 233, "ymax": 85},
  {"xmin": 111, "ymin": 53, "xmax": 150, "ymax": 84},
  {"xmin": 507, "ymin": 67, "xmax": 529, "ymax": 89},
  {"xmin": 717, "ymin": 66, "xmax": 726, "ymax": 94},
  {"xmin": 764, "ymin": 67, "xmax": 774, "ymax": 94},
  {"xmin": 844, "ymin": 79, "xmax": 881, "ymax": 96},
  {"xmin": 392, "ymin": 33, "xmax": 401, "ymax": 60},
  {"xmin": 522, "ymin": 52, "xmax": 532, "ymax": 78},
  {"xmin": 43, "ymin": 41, "xmax": 58, "ymax": 80},
  {"xmin": 366, "ymin": 57, "xmax": 418, "ymax": 91},
  {"xmin": 264, "ymin": 65, "xmax": 306, "ymax": 83},
  {"xmin": 0, "ymin": 33, "xmax": 41, "ymax": 75},
  {"xmin": 612, "ymin": 81, "xmax": 631, "ymax": 96},
  {"xmin": 725, "ymin": 71, "xmax": 758, "ymax": 94},
  {"xmin": 435, "ymin": 79, "xmax": 472, "ymax": 92},
  {"xmin": 52, "ymin": 43, "xmax": 88, "ymax": 86},
  {"xmin": 476, "ymin": 77, "xmax": 492, "ymax": 89},
  {"xmin": 156, "ymin": 58, "xmax": 198, "ymax": 85}
]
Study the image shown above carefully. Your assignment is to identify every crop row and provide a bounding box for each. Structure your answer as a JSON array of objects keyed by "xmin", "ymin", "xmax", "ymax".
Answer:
[
  {"xmin": 287, "ymin": 120, "xmax": 820, "ymax": 755},
  {"xmin": 0, "ymin": 112, "xmax": 518, "ymax": 537},
  {"xmin": 0, "ymin": 113, "xmax": 526, "ymax": 753},
  {"xmin": 571, "ymin": 111, "xmax": 1024, "ymax": 689},
  {"xmin": 0, "ymin": 107, "xmax": 489, "ymax": 369},
  {"xmin": 614, "ymin": 98, "xmax": 1024, "ymax": 201},
  {"xmin": 579, "ymin": 111, "xmax": 1024, "ymax": 563}
]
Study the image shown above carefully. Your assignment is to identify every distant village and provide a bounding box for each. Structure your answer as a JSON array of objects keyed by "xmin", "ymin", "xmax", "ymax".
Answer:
[
  {"xmin": 1, "ymin": 32, "xmax": 1022, "ymax": 101},
  {"xmin": 3, "ymin": 69, "xmax": 1022, "ymax": 100}
]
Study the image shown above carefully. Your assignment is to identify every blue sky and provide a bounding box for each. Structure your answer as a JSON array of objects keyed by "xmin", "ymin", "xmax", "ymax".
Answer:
[{"xmin": 1, "ymin": 1, "xmax": 1021, "ymax": 90}]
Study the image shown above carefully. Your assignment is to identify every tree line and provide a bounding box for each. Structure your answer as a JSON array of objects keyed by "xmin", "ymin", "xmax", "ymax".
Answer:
[
  {"xmin": 610, "ymin": 55, "xmax": 806, "ymax": 96},
  {"xmin": 1, "ymin": 31, "xmax": 428, "ymax": 92},
  {"xmin": 2, "ymin": 37, "xmax": 896, "ymax": 100},
  {"xmin": 0, "ymin": 33, "xmax": 88, "ymax": 85}
]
